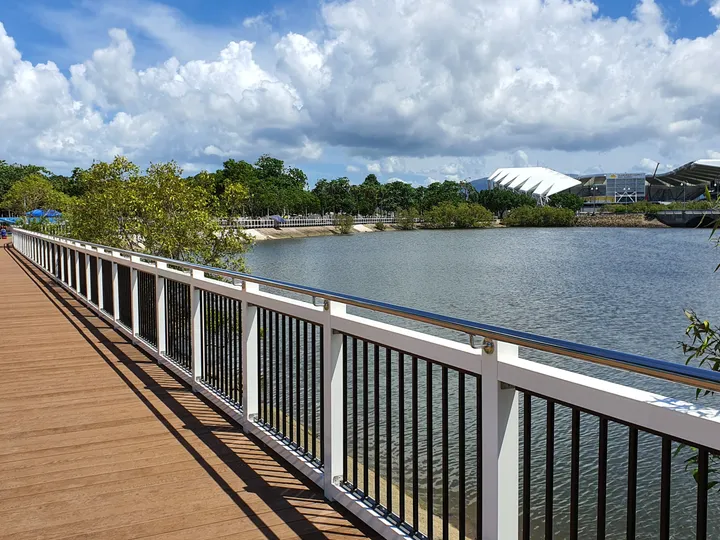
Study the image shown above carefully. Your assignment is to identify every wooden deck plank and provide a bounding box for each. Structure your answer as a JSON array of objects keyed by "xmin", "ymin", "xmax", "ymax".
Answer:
[{"xmin": 0, "ymin": 241, "xmax": 377, "ymax": 540}]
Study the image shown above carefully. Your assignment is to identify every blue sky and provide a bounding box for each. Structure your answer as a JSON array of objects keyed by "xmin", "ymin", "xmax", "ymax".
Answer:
[{"xmin": 1, "ymin": 0, "xmax": 719, "ymax": 186}]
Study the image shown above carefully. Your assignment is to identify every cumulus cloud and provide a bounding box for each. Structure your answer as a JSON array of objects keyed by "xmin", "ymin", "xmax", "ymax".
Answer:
[
  {"xmin": 346, "ymin": 165, "xmax": 360, "ymax": 172},
  {"xmin": 3, "ymin": 0, "xmax": 720, "ymax": 171},
  {"xmin": 511, "ymin": 150, "xmax": 530, "ymax": 168},
  {"xmin": 711, "ymin": 0, "xmax": 720, "ymax": 18}
]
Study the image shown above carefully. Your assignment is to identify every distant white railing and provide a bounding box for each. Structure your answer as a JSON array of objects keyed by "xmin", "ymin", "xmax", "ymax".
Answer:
[
  {"xmin": 12, "ymin": 228, "xmax": 720, "ymax": 540},
  {"xmin": 221, "ymin": 216, "xmax": 398, "ymax": 229}
]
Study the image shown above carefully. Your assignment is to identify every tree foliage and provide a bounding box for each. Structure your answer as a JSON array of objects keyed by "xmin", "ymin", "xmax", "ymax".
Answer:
[
  {"xmin": 680, "ymin": 192, "xmax": 720, "ymax": 490},
  {"xmin": 396, "ymin": 208, "xmax": 419, "ymax": 230},
  {"xmin": 472, "ymin": 188, "xmax": 536, "ymax": 217},
  {"xmin": 548, "ymin": 192, "xmax": 584, "ymax": 212},
  {"xmin": 1, "ymin": 173, "xmax": 69, "ymax": 214},
  {"xmin": 66, "ymin": 157, "xmax": 253, "ymax": 272},
  {"xmin": 424, "ymin": 202, "xmax": 493, "ymax": 228},
  {"xmin": 334, "ymin": 214, "xmax": 355, "ymax": 234}
]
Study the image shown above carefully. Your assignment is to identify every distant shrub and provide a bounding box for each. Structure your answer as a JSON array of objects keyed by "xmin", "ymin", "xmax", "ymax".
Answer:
[
  {"xmin": 424, "ymin": 202, "xmax": 493, "ymax": 228},
  {"xmin": 334, "ymin": 214, "xmax": 354, "ymax": 234},
  {"xmin": 504, "ymin": 206, "xmax": 577, "ymax": 227},
  {"xmin": 396, "ymin": 208, "xmax": 419, "ymax": 230},
  {"xmin": 374, "ymin": 221, "xmax": 386, "ymax": 231},
  {"xmin": 667, "ymin": 201, "xmax": 716, "ymax": 210},
  {"xmin": 548, "ymin": 192, "xmax": 584, "ymax": 212},
  {"xmin": 605, "ymin": 202, "xmax": 666, "ymax": 215}
]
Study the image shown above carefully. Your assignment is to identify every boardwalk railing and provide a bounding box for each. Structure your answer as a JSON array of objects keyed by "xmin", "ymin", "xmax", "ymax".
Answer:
[
  {"xmin": 222, "ymin": 216, "xmax": 398, "ymax": 229},
  {"xmin": 12, "ymin": 228, "xmax": 720, "ymax": 540}
]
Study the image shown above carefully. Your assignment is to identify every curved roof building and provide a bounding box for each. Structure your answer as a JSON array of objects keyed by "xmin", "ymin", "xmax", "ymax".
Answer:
[{"xmin": 488, "ymin": 167, "xmax": 581, "ymax": 199}]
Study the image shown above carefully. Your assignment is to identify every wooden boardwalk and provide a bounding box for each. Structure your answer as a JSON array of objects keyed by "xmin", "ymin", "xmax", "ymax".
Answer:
[{"xmin": 0, "ymin": 241, "xmax": 377, "ymax": 540}]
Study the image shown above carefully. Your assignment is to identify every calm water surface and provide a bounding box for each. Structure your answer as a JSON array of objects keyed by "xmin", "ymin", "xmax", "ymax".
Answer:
[{"xmin": 247, "ymin": 228, "xmax": 720, "ymax": 539}]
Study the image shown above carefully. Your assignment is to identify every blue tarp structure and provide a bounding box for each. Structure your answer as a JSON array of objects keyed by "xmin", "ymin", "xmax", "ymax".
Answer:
[
  {"xmin": 26, "ymin": 209, "xmax": 61, "ymax": 218},
  {"xmin": 270, "ymin": 215, "xmax": 286, "ymax": 224}
]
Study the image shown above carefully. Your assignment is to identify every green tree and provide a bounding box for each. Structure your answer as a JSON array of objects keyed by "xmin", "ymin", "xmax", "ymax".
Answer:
[
  {"xmin": 472, "ymin": 188, "xmax": 536, "ymax": 217},
  {"xmin": 382, "ymin": 180, "xmax": 415, "ymax": 211},
  {"xmin": 0, "ymin": 161, "xmax": 50, "ymax": 201},
  {"xmin": 1, "ymin": 173, "xmax": 69, "ymax": 214},
  {"xmin": 679, "ymin": 189, "xmax": 720, "ymax": 490},
  {"xmin": 424, "ymin": 202, "xmax": 493, "ymax": 228},
  {"xmin": 334, "ymin": 214, "xmax": 355, "ymax": 234},
  {"xmin": 66, "ymin": 157, "xmax": 253, "ymax": 272},
  {"xmin": 548, "ymin": 192, "xmax": 584, "ymax": 212},
  {"xmin": 396, "ymin": 208, "xmax": 419, "ymax": 230}
]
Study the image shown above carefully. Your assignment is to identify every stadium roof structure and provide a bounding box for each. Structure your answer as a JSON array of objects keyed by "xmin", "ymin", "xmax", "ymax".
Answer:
[
  {"xmin": 648, "ymin": 159, "xmax": 720, "ymax": 186},
  {"xmin": 488, "ymin": 167, "xmax": 581, "ymax": 198}
]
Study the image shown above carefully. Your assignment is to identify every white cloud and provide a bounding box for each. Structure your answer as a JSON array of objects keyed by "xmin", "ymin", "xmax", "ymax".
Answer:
[
  {"xmin": 708, "ymin": 150, "xmax": 720, "ymax": 159},
  {"xmin": 711, "ymin": 0, "xmax": 720, "ymax": 18},
  {"xmin": 3, "ymin": 0, "xmax": 720, "ymax": 172},
  {"xmin": 346, "ymin": 165, "xmax": 360, "ymax": 172},
  {"xmin": 511, "ymin": 150, "xmax": 529, "ymax": 168}
]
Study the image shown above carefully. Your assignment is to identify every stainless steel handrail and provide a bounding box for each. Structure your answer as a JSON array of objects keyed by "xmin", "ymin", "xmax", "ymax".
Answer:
[{"xmin": 19, "ymin": 228, "xmax": 720, "ymax": 393}]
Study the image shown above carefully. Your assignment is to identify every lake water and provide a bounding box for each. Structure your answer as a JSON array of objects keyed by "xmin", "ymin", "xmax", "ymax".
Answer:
[{"xmin": 247, "ymin": 227, "xmax": 720, "ymax": 539}]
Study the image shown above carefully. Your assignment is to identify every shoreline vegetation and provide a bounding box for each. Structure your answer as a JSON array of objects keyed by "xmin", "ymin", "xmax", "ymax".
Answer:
[
  {"xmin": 249, "ymin": 212, "xmax": 672, "ymax": 241},
  {"xmin": 3, "ymin": 155, "xmax": 716, "ymax": 258}
]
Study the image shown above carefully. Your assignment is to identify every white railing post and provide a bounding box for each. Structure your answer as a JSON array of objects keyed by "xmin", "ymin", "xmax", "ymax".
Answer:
[
  {"xmin": 84, "ymin": 250, "xmax": 91, "ymax": 298},
  {"xmin": 53, "ymin": 244, "xmax": 58, "ymax": 278},
  {"xmin": 74, "ymin": 246, "xmax": 81, "ymax": 291},
  {"xmin": 112, "ymin": 256, "xmax": 120, "ymax": 325},
  {"xmin": 481, "ymin": 339, "xmax": 519, "ymax": 540},
  {"xmin": 156, "ymin": 262, "xmax": 167, "ymax": 362},
  {"xmin": 59, "ymin": 244, "xmax": 66, "ymax": 283},
  {"xmin": 97, "ymin": 255, "xmax": 104, "ymax": 311},
  {"xmin": 242, "ymin": 282, "xmax": 260, "ymax": 423},
  {"xmin": 323, "ymin": 299, "xmax": 346, "ymax": 500},
  {"xmin": 190, "ymin": 270, "xmax": 203, "ymax": 389},
  {"xmin": 130, "ymin": 256, "xmax": 140, "ymax": 341}
]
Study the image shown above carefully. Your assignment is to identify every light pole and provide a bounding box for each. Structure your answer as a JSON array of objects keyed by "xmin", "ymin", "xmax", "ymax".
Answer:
[{"xmin": 681, "ymin": 182, "xmax": 686, "ymax": 204}]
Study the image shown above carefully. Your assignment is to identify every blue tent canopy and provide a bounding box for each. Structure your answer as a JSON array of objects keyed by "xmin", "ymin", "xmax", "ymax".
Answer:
[
  {"xmin": 270, "ymin": 215, "xmax": 286, "ymax": 224},
  {"xmin": 26, "ymin": 209, "xmax": 61, "ymax": 218}
]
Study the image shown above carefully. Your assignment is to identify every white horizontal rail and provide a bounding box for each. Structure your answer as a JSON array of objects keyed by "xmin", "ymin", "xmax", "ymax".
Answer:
[
  {"xmin": 11, "ymin": 228, "xmax": 720, "ymax": 540},
  {"xmin": 222, "ymin": 216, "xmax": 399, "ymax": 229}
]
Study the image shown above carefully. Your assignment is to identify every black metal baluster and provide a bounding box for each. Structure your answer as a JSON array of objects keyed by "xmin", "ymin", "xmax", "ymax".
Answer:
[
  {"xmin": 363, "ymin": 340, "xmax": 369, "ymax": 497},
  {"xmin": 545, "ymin": 400, "xmax": 555, "ymax": 540},
  {"xmin": 283, "ymin": 314, "xmax": 289, "ymax": 436},
  {"xmin": 289, "ymin": 315, "xmax": 294, "ymax": 440},
  {"xmin": 319, "ymin": 325, "xmax": 324, "ymax": 464},
  {"xmin": 399, "ymin": 353, "xmax": 405, "ymax": 524},
  {"xmin": 263, "ymin": 309, "xmax": 269, "ymax": 423},
  {"xmin": 374, "ymin": 344, "xmax": 380, "ymax": 506},
  {"xmin": 304, "ymin": 322, "xmax": 309, "ymax": 453},
  {"xmin": 570, "ymin": 409, "xmax": 580, "ymax": 540},
  {"xmin": 660, "ymin": 437, "xmax": 671, "ymax": 540},
  {"xmin": 459, "ymin": 372, "xmax": 466, "ymax": 540},
  {"xmin": 412, "ymin": 355, "xmax": 419, "ymax": 535},
  {"xmin": 266, "ymin": 309, "xmax": 271, "ymax": 424},
  {"xmin": 275, "ymin": 311, "xmax": 281, "ymax": 432},
  {"xmin": 598, "ymin": 417, "xmax": 608, "ymax": 539},
  {"xmin": 441, "ymin": 366, "xmax": 448, "ymax": 540},
  {"xmin": 697, "ymin": 448, "xmax": 708, "ymax": 540},
  {"xmin": 343, "ymin": 334, "xmax": 348, "ymax": 482},
  {"xmin": 427, "ymin": 361, "xmax": 434, "ymax": 540},
  {"xmin": 386, "ymin": 348, "xmax": 392, "ymax": 516},
  {"xmin": 296, "ymin": 318, "xmax": 301, "ymax": 445},
  {"xmin": 476, "ymin": 374, "xmax": 482, "ymax": 540},
  {"xmin": 523, "ymin": 392, "xmax": 531, "ymax": 540},
  {"xmin": 312, "ymin": 326, "xmax": 317, "ymax": 459},
  {"xmin": 353, "ymin": 336, "xmax": 358, "ymax": 488}
]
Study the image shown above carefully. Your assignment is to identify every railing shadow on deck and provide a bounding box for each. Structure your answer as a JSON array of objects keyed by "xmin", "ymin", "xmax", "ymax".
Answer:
[{"xmin": 4, "ymin": 244, "xmax": 373, "ymax": 540}]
